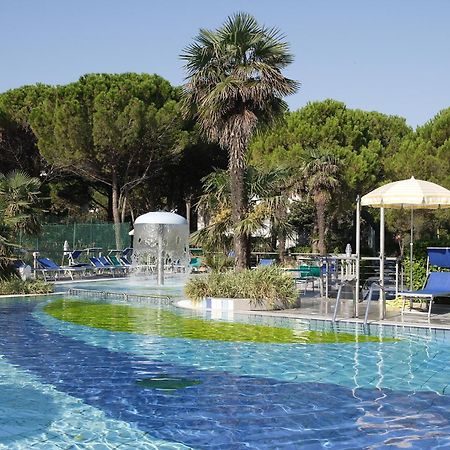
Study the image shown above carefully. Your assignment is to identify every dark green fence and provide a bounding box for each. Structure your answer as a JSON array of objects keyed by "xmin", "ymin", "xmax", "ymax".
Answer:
[{"xmin": 18, "ymin": 222, "xmax": 131, "ymax": 263}]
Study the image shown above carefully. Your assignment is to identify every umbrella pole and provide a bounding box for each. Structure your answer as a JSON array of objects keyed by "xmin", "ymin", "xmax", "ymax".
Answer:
[
  {"xmin": 379, "ymin": 207, "xmax": 385, "ymax": 320},
  {"xmin": 355, "ymin": 196, "xmax": 361, "ymax": 317},
  {"xmin": 410, "ymin": 209, "xmax": 414, "ymax": 291}
]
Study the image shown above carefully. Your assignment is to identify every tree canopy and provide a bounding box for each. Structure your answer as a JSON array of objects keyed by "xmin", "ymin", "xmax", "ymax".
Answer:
[
  {"xmin": 11, "ymin": 74, "xmax": 188, "ymax": 247},
  {"xmin": 2, "ymin": 74, "xmax": 450, "ymax": 257},
  {"xmin": 250, "ymin": 99, "xmax": 414, "ymax": 252}
]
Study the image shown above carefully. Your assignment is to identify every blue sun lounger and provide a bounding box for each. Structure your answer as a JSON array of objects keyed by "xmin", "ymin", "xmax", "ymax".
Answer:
[
  {"xmin": 36, "ymin": 257, "xmax": 87, "ymax": 281},
  {"xmin": 258, "ymin": 258, "xmax": 275, "ymax": 267},
  {"xmin": 399, "ymin": 272, "xmax": 450, "ymax": 321},
  {"xmin": 427, "ymin": 247, "xmax": 450, "ymax": 271},
  {"xmin": 99, "ymin": 256, "xmax": 127, "ymax": 274},
  {"xmin": 89, "ymin": 257, "xmax": 117, "ymax": 276},
  {"xmin": 67, "ymin": 250, "xmax": 91, "ymax": 268}
]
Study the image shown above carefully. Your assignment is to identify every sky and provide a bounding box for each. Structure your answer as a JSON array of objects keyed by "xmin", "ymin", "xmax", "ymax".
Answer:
[{"xmin": 2, "ymin": 0, "xmax": 450, "ymax": 128}]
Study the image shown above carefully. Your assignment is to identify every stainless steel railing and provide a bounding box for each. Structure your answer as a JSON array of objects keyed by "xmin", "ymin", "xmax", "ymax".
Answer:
[
  {"xmin": 332, "ymin": 279, "xmax": 356, "ymax": 323},
  {"xmin": 363, "ymin": 282, "xmax": 386, "ymax": 325},
  {"xmin": 67, "ymin": 288, "xmax": 173, "ymax": 305}
]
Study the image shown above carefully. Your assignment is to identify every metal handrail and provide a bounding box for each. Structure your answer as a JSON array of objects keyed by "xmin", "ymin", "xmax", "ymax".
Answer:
[
  {"xmin": 67, "ymin": 288, "xmax": 172, "ymax": 304},
  {"xmin": 363, "ymin": 282, "xmax": 385, "ymax": 325},
  {"xmin": 332, "ymin": 280, "xmax": 355, "ymax": 323}
]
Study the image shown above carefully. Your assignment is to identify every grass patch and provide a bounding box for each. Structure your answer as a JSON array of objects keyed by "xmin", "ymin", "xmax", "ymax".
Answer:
[{"xmin": 44, "ymin": 299, "xmax": 398, "ymax": 344}]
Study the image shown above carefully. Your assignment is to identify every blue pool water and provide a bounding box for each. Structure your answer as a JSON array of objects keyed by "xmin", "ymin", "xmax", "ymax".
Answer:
[{"xmin": 1, "ymin": 280, "xmax": 450, "ymax": 449}]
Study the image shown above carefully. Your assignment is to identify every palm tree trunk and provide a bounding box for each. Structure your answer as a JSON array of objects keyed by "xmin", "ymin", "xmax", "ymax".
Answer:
[
  {"xmin": 229, "ymin": 157, "xmax": 249, "ymax": 270},
  {"xmin": 276, "ymin": 205, "xmax": 287, "ymax": 263},
  {"xmin": 316, "ymin": 199, "xmax": 327, "ymax": 256},
  {"xmin": 270, "ymin": 221, "xmax": 277, "ymax": 251},
  {"xmin": 278, "ymin": 231, "xmax": 286, "ymax": 263}
]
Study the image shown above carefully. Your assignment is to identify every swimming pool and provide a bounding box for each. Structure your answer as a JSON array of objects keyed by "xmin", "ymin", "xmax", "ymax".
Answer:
[{"xmin": 1, "ymin": 279, "xmax": 450, "ymax": 449}]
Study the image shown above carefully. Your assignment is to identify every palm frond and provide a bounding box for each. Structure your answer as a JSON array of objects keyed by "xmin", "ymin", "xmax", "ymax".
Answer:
[
  {"xmin": 0, "ymin": 171, "xmax": 43, "ymax": 237},
  {"xmin": 181, "ymin": 12, "xmax": 299, "ymax": 142},
  {"xmin": 301, "ymin": 148, "xmax": 341, "ymax": 204}
]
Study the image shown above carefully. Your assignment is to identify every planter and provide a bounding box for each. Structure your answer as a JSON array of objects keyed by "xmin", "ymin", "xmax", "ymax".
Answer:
[
  {"xmin": 176, "ymin": 297, "xmax": 284, "ymax": 312},
  {"xmin": 202, "ymin": 297, "xmax": 269, "ymax": 311}
]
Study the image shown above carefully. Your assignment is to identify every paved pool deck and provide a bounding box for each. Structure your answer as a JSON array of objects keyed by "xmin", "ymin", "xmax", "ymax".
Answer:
[{"xmin": 259, "ymin": 293, "xmax": 450, "ymax": 330}]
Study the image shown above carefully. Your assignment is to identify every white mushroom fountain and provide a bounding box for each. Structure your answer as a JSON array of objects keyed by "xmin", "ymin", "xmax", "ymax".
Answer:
[{"xmin": 132, "ymin": 211, "xmax": 189, "ymax": 285}]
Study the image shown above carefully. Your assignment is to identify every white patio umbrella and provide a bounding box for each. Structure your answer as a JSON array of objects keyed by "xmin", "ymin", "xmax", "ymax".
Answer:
[
  {"xmin": 361, "ymin": 177, "xmax": 450, "ymax": 210},
  {"xmin": 358, "ymin": 177, "xmax": 450, "ymax": 319}
]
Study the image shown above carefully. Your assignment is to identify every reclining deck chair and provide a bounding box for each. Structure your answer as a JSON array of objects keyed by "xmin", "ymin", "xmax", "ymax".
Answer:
[
  {"xmin": 258, "ymin": 258, "xmax": 275, "ymax": 267},
  {"xmin": 120, "ymin": 256, "xmax": 132, "ymax": 266},
  {"xmin": 108, "ymin": 255, "xmax": 131, "ymax": 272},
  {"xmin": 89, "ymin": 257, "xmax": 118, "ymax": 276},
  {"xmin": 99, "ymin": 256, "xmax": 127, "ymax": 274},
  {"xmin": 68, "ymin": 250, "xmax": 91, "ymax": 268},
  {"xmin": 121, "ymin": 247, "xmax": 133, "ymax": 259},
  {"xmin": 399, "ymin": 272, "xmax": 450, "ymax": 321},
  {"xmin": 36, "ymin": 257, "xmax": 86, "ymax": 281}
]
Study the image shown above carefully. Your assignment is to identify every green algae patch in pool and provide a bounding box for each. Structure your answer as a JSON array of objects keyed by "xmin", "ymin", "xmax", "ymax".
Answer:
[
  {"xmin": 136, "ymin": 376, "xmax": 201, "ymax": 391},
  {"xmin": 44, "ymin": 299, "xmax": 398, "ymax": 344}
]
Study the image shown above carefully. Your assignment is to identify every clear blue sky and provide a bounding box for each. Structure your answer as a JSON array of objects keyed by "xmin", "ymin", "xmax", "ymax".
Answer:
[{"xmin": 2, "ymin": 0, "xmax": 450, "ymax": 127}]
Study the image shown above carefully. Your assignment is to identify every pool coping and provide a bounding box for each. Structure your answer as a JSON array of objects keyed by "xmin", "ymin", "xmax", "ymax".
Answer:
[
  {"xmin": 0, "ymin": 292, "xmax": 64, "ymax": 299},
  {"xmin": 175, "ymin": 298, "xmax": 450, "ymax": 331},
  {"xmin": 54, "ymin": 277, "xmax": 124, "ymax": 285},
  {"xmin": 234, "ymin": 309, "xmax": 450, "ymax": 332}
]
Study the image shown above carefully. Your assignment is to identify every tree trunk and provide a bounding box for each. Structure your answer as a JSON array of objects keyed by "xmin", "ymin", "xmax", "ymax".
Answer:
[
  {"xmin": 311, "ymin": 223, "xmax": 319, "ymax": 253},
  {"xmin": 111, "ymin": 169, "xmax": 123, "ymax": 250},
  {"xmin": 278, "ymin": 231, "xmax": 286, "ymax": 263},
  {"xmin": 316, "ymin": 199, "xmax": 327, "ymax": 256},
  {"xmin": 246, "ymin": 235, "xmax": 252, "ymax": 268},
  {"xmin": 120, "ymin": 192, "xmax": 128, "ymax": 223},
  {"xmin": 270, "ymin": 219, "xmax": 277, "ymax": 251},
  {"xmin": 107, "ymin": 191, "xmax": 113, "ymax": 222},
  {"xmin": 229, "ymin": 153, "xmax": 249, "ymax": 270},
  {"xmin": 276, "ymin": 205, "xmax": 287, "ymax": 263}
]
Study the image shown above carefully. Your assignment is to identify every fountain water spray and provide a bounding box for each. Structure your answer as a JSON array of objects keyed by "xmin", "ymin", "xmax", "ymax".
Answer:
[{"xmin": 132, "ymin": 212, "xmax": 189, "ymax": 285}]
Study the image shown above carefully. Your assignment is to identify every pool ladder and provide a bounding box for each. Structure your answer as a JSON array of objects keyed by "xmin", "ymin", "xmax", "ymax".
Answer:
[
  {"xmin": 363, "ymin": 281, "xmax": 386, "ymax": 326},
  {"xmin": 331, "ymin": 279, "xmax": 356, "ymax": 323},
  {"xmin": 332, "ymin": 280, "xmax": 384, "ymax": 325}
]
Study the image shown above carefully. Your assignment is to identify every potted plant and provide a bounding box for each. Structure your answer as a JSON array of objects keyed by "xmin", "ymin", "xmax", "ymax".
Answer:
[{"xmin": 184, "ymin": 266, "xmax": 298, "ymax": 311}]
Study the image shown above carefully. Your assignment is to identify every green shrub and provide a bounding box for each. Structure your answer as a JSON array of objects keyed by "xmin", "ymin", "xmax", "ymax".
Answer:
[
  {"xmin": 0, "ymin": 277, "xmax": 54, "ymax": 295},
  {"xmin": 413, "ymin": 238, "xmax": 450, "ymax": 259},
  {"xmin": 403, "ymin": 257, "xmax": 428, "ymax": 290},
  {"xmin": 185, "ymin": 266, "xmax": 298, "ymax": 309},
  {"xmin": 403, "ymin": 256, "xmax": 450, "ymax": 291},
  {"xmin": 184, "ymin": 276, "xmax": 210, "ymax": 301},
  {"xmin": 203, "ymin": 253, "xmax": 234, "ymax": 272}
]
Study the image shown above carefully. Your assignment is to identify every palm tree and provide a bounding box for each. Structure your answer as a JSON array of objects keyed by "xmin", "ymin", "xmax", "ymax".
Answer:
[
  {"xmin": 193, "ymin": 166, "xmax": 295, "ymax": 260},
  {"xmin": 302, "ymin": 150, "xmax": 341, "ymax": 255},
  {"xmin": 0, "ymin": 171, "xmax": 42, "ymax": 236},
  {"xmin": 181, "ymin": 13, "xmax": 298, "ymax": 269},
  {"xmin": 0, "ymin": 171, "xmax": 43, "ymax": 272}
]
